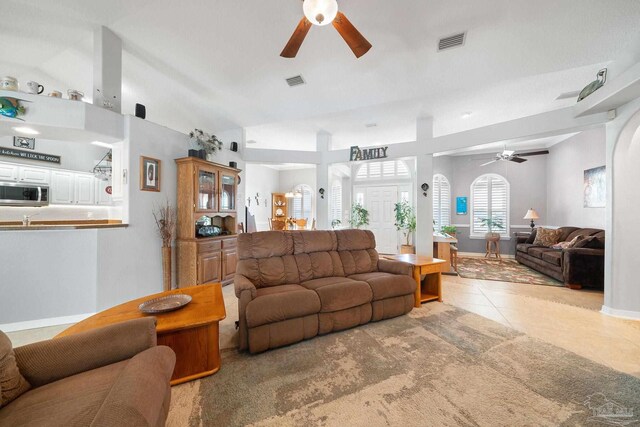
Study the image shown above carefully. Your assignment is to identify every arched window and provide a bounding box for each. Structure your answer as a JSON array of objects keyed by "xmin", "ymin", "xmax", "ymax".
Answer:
[
  {"xmin": 470, "ymin": 174, "xmax": 510, "ymax": 237},
  {"xmin": 355, "ymin": 160, "xmax": 411, "ymax": 180},
  {"xmin": 330, "ymin": 180, "xmax": 342, "ymax": 224},
  {"xmin": 291, "ymin": 184, "xmax": 313, "ymax": 220},
  {"xmin": 433, "ymin": 174, "xmax": 451, "ymax": 231}
]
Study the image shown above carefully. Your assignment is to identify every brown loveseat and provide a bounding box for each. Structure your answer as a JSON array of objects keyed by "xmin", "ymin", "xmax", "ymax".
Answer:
[
  {"xmin": 0, "ymin": 318, "xmax": 176, "ymax": 427},
  {"xmin": 515, "ymin": 227, "xmax": 605, "ymax": 290},
  {"xmin": 234, "ymin": 229, "xmax": 416, "ymax": 353}
]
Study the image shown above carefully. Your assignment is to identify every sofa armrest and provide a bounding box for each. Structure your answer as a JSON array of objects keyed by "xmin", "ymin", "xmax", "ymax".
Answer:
[
  {"xmin": 91, "ymin": 346, "xmax": 176, "ymax": 427},
  {"xmin": 14, "ymin": 317, "xmax": 157, "ymax": 388},
  {"xmin": 234, "ymin": 274, "xmax": 257, "ymax": 299},
  {"xmin": 562, "ymin": 248, "xmax": 605, "ymax": 289},
  {"xmin": 516, "ymin": 236, "xmax": 529, "ymax": 244},
  {"xmin": 378, "ymin": 259, "xmax": 413, "ymax": 277}
]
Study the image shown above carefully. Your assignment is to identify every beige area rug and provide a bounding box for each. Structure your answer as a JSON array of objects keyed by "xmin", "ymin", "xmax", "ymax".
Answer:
[{"xmin": 168, "ymin": 304, "xmax": 639, "ymax": 426}]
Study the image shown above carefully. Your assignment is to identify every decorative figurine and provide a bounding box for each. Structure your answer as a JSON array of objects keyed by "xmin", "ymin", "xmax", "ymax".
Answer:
[{"xmin": 0, "ymin": 97, "xmax": 27, "ymax": 120}]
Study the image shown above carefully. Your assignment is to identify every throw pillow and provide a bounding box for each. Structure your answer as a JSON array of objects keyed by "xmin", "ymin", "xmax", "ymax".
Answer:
[
  {"xmin": 551, "ymin": 235, "xmax": 585, "ymax": 249},
  {"xmin": 0, "ymin": 331, "xmax": 31, "ymax": 408},
  {"xmin": 575, "ymin": 236, "xmax": 605, "ymax": 249},
  {"xmin": 525, "ymin": 229, "xmax": 538, "ymax": 244},
  {"xmin": 532, "ymin": 227, "xmax": 562, "ymax": 247}
]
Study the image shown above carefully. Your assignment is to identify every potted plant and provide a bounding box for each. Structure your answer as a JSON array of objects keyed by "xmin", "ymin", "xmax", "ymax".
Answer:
[
  {"xmin": 394, "ymin": 201, "xmax": 417, "ymax": 254},
  {"xmin": 153, "ymin": 200, "xmax": 177, "ymax": 291},
  {"xmin": 349, "ymin": 203, "xmax": 370, "ymax": 229},
  {"xmin": 331, "ymin": 219, "xmax": 342, "ymax": 229},
  {"xmin": 480, "ymin": 217, "xmax": 504, "ymax": 241},
  {"xmin": 189, "ymin": 129, "xmax": 223, "ymax": 158},
  {"xmin": 441, "ymin": 225, "xmax": 458, "ymax": 237}
]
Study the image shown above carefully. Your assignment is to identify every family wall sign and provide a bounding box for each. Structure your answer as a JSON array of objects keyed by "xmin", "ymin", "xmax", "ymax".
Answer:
[{"xmin": 349, "ymin": 145, "xmax": 389, "ymax": 161}]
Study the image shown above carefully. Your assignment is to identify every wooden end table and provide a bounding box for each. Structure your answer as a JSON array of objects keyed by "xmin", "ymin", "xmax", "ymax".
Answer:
[
  {"xmin": 56, "ymin": 284, "xmax": 226, "ymax": 386},
  {"xmin": 384, "ymin": 254, "xmax": 448, "ymax": 307}
]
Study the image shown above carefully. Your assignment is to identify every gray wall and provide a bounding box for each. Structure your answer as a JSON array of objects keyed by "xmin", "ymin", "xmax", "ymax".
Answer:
[
  {"xmin": 433, "ymin": 152, "xmax": 548, "ymax": 255},
  {"xmin": 245, "ymin": 164, "xmax": 280, "ymax": 231},
  {"xmin": 547, "ymin": 127, "xmax": 606, "ymax": 229}
]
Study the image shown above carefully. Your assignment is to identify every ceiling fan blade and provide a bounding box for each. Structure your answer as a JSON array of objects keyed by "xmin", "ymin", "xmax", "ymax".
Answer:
[
  {"xmin": 280, "ymin": 17, "xmax": 313, "ymax": 58},
  {"xmin": 517, "ymin": 150, "xmax": 549, "ymax": 157},
  {"xmin": 480, "ymin": 160, "xmax": 498, "ymax": 166},
  {"xmin": 332, "ymin": 12, "xmax": 372, "ymax": 58},
  {"xmin": 509, "ymin": 157, "xmax": 527, "ymax": 163}
]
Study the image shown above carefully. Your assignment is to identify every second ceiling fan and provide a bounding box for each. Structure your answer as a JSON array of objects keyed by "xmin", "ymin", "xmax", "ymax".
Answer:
[
  {"xmin": 480, "ymin": 149, "xmax": 549, "ymax": 166},
  {"xmin": 281, "ymin": 0, "xmax": 372, "ymax": 59}
]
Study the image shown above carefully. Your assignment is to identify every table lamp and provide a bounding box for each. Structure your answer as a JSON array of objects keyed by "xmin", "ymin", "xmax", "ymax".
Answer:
[{"xmin": 523, "ymin": 208, "xmax": 540, "ymax": 230}]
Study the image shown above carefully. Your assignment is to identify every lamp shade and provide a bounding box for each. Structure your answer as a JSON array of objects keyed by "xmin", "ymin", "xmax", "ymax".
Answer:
[
  {"xmin": 523, "ymin": 209, "xmax": 540, "ymax": 220},
  {"xmin": 303, "ymin": 0, "xmax": 338, "ymax": 26}
]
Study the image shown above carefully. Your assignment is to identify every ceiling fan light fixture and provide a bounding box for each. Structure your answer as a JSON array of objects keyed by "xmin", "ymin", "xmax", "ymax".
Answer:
[{"xmin": 303, "ymin": 0, "xmax": 338, "ymax": 26}]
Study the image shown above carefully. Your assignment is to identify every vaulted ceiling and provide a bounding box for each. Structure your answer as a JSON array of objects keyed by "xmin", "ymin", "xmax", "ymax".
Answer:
[{"xmin": 3, "ymin": 0, "xmax": 640, "ymax": 150}]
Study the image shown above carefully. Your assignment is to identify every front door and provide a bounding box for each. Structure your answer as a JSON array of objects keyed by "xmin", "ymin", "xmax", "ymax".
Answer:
[{"xmin": 366, "ymin": 186, "xmax": 398, "ymax": 254}]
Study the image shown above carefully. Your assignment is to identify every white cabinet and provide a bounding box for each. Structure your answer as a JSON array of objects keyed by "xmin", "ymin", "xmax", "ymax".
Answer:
[
  {"xmin": 19, "ymin": 166, "xmax": 50, "ymax": 184},
  {"xmin": 51, "ymin": 171, "xmax": 95, "ymax": 205},
  {"xmin": 95, "ymin": 179, "xmax": 112, "ymax": 205},
  {"xmin": 51, "ymin": 171, "xmax": 75, "ymax": 204},
  {"xmin": 75, "ymin": 174, "xmax": 95, "ymax": 205},
  {"xmin": 0, "ymin": 163, "xmax": 18, "ymax": 182}
]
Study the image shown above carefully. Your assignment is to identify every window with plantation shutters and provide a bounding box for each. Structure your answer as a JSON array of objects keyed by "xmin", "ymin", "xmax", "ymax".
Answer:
[
  {"xmin": 355, "ymin": 160, "xmax": 411, "ymax": 181},
  {"xmin": 291, "ymin": 184, "xmax": 313, "ymax": 220},
  {"xmin": 470, "ymin": 174, "xmax": 510, "ymax": 237},
  {"xmin": 330, "ymin": 181, "xmax": 342, "ymax": 223},
  {"xmin": 432, "ymin": 174, "xmax": 451, "ymax": 231}
]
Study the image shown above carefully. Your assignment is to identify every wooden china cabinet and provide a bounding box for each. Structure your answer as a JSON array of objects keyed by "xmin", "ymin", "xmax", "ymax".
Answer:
[{"xmin": 175, "ymin": 157, "xmax": 241, "ymax": 287}]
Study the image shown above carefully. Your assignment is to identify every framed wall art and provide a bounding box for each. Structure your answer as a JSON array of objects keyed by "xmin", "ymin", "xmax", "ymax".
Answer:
[
  {"xmin": 584, "ymin": 165, "xmax": 605, "ymax": 208},
  {"xmin": 140, "ymin": 156, "xmax": 161, "ymax": 192}
]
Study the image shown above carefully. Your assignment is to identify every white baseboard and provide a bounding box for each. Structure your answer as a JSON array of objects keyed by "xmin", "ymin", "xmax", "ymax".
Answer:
[
  {"xmin": 600, "ymin": 306, "xmax": 640, "ymax": 321},
  {"xmin": 0, "ymin": 313, "xmax": 95, "ymax": 333},
  {"xmin": 458, "ymin": 251, "xmax": 515, "ymax": 259}
]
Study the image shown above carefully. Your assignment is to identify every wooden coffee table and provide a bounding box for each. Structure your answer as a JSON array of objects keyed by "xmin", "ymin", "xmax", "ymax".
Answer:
[
  {"xmin": 384, "ymin": 254, "xmax": 448, "ymax": 307},
  {"xmin": 57, "ymin": 284, "xmax": 226, "ymax": 386}
]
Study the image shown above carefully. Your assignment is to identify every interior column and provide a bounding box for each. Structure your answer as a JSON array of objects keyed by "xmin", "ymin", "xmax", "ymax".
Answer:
[
  {"xmin": 416, "ymin": 118, "xmax": 434, "ymax": 257},
  {"xmin": 316, "ymin": 131, "xmax": 331, "ymax": 230},
  {"xmin": 93, "ymin": 26, "xmax": 122, "ymax": 113}
]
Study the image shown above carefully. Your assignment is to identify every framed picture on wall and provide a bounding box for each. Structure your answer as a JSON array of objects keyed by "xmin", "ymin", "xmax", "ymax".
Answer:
[
  {"xmin": 584, "ymin": 165, "xmax": 605, "ymax": 208},
  {"xmin": 140, "ymin": 156, "xmax": 161, "ymax": 192},
  {"xmin": 456, "ymin": 197, "xmax": 468, "ymax": 215}
]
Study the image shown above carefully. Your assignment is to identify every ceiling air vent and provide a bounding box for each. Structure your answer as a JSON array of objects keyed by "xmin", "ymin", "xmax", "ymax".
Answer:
[
  {"xmin": 285, "ymin": 75, "xmax": 305, "ymax": 87},
  {"xmin": 438, "ymin": 32, "xmax": 466, "ymax": 51}
]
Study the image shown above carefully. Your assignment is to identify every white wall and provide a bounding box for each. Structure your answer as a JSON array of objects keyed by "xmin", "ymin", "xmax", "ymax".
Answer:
[
  {"xmin": 0, "ymin": 229, "xmax": 97, "ymax": 325},
  {"xmin": 546, "ymin": 127, "xmax": 606, "ymax": 228},
  {"xmin": 279, "ymin": 168, "xmax": 316, "ymax": 193},
  {"xmin": 244, "ymin": 164, "xmax": 280, "ymax": 231}
]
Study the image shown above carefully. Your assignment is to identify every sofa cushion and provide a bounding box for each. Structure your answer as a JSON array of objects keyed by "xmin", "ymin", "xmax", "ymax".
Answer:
[
  {"xmin": 339, "ymin": 249, "xmax": 379, "ymax": 276},
  {"xmin": 565, "ymin": 228, "xmax": 603, "ymax": 242},
  {"xmin": 301, "ymin": 277, "xmax": 373, "ymax": 312},
  {"xmin": 556, "ymin": 227, "xmax": 580, "ymax": 242},
  {"xmin": 236, "ymin": 255, "xmax": 300, "ymax": 288},
  {"xmin": 335, "ymin": 229, "xmax": 376, "ymax": 251},
  {"xmin": 291, "ymin": 230, "xmax": 338, "ymax": 254},
  {"xmin": 575, "ymin": 236, "xmax": 605, "ymax": 250},
  {"xmin": 348, "ymin": 272, "xmax": 416, "ymax": 301},
  {"xmin": 246, "ymin": 285, "xmax": 321, "ymax": 328},
  {"xmin": 0, "ymin": 331, "xmax": 30, "ymax": 408},
  {"xmin": 295, "ymin": 251, "xmax": 345, "ymax": 282},
  {"xmin": 237, "ymin": 231, "xmax": 294, "ymax": 260},
  {"xmin": 516, "ymin": 243, "xmax": 536, "ymax": 253},
  {"xmin": 541, "ymin": 250, "xmax": 562, "ymax": 267},
  {"xmin": 0, "ymin": 358, "xmax": 127, "ymax": 427},
  {"xmin": 533, "ymin": 228, "xmax": 562, "ymax": 247},
  {"xmin": 527, "ymin": 247, "xmax": 556, "ymax": 259}
]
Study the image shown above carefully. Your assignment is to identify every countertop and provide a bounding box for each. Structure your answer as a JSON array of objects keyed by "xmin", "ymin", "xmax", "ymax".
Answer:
[{"xmin": 0, "ymin": 221, "xmax": 127, "ymax": 231}]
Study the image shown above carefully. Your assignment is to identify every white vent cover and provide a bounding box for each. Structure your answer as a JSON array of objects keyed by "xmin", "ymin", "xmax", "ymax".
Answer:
[
  {"xmin": 438, "ymin": 32, "xmax": 466, "ymax": 51},
  {"xmin": 286, "ymin": 75, "xmax": 306, "ymax": 87}
]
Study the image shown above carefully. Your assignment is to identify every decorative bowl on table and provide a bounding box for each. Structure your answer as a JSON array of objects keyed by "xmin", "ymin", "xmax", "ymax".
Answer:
[{"xmin": 139, "ymin": 294, "xmax": 192, "ymax": 314}]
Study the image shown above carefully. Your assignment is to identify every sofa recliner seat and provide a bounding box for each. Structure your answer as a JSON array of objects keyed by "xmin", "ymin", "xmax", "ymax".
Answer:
[{"xmin": 235, "ymin": 229, "xmax": 416, "ymax": 353}]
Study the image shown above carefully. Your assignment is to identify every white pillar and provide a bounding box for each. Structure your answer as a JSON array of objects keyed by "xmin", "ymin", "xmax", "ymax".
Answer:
[
  {"xmin": 93, "ymin": 26, "xmax": 122, "ymax": 113},
  {"xmin": 415, "ymin": 118, "xmax": 434, "ymax": 257},
  {"xmin": 316, "ymin": 131, "xmax": 331, "ymax": 230}
]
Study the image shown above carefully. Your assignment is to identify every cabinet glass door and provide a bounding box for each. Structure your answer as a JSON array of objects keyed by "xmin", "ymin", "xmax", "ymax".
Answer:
[
  {"xmin": 220, "ymin": 174, "xmax": 236, "ymax": 211},
  {"xmin": 197, "ymin": 168, "xmax": 216, "ymax": 211}
]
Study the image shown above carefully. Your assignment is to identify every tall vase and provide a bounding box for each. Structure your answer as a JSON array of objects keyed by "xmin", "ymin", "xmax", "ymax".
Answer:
[{"xmin": 162, "ymin": 246, "xmax": 172, "ymax": 291}]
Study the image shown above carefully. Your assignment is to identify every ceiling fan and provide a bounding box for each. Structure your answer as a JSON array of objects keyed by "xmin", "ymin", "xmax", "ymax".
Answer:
[
  {"xmin": 281, "ymin": 0, "xmax": 372, "ymax": 58},
  {"xmin": 480, "ymin": 149, "xmax": 549, "ymax": 166}
]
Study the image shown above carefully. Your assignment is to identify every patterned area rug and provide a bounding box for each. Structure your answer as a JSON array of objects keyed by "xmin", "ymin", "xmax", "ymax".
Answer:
[
  {"xmin": 167, "ymin": 305, "xmax": 640, "ymax": 426},
  {"xmin": 457, "ymin": 256, "xmax": 563, "ymax": 286}
]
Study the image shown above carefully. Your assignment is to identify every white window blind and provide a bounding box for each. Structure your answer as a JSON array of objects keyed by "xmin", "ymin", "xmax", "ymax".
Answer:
[
  {"xmin": 292, "ymin": 184, "xmax": 313, "ymax": 220},
  {"xmin": 354, "ymin": 160, "xmax": 411, "ymax": 180},
  {"xmin": 330, "ymin": 181, "xmax": 342, "ymax": 223},
  {"xmin": 433, "ymin": 174, "xmax": 451, "ymax": 231},
  {"xmin": 471, "ymin": 174, "xmax": 509, "ymax": 237}
]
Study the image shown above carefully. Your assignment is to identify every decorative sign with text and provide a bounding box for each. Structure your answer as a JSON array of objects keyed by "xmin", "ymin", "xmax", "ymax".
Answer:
[
  {"xmin": 13, "ymin": 136, "xmax": 35, "ymax": 150},
  {"xmin": 349, "ymin": 145, "xmax": 389, "ymax": 161},
  {"xmin": 0, "ymin": 147, "xmax": 60, "ymax": 164}
]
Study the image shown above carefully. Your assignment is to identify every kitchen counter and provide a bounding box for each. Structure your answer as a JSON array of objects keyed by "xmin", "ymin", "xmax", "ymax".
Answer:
[{"xmin": 0, "ymin": 220, "xmax": 127, "ymax": 231}]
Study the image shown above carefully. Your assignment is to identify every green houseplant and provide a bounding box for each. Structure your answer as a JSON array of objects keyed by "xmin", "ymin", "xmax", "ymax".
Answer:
[
  {"xmin": 394, "ymin": 201, "xmax": 417, "ymax": 254},
  {"xmin": 441, "ymin": 225, "xmax": 458, "ymax": 237},
  {"xmin": 480, "ymin": 217, "xmax": 504, "ymax": 241},
  {"xmin": 349, "ymin": 203, "xmax": 370, "ymax": 229}
]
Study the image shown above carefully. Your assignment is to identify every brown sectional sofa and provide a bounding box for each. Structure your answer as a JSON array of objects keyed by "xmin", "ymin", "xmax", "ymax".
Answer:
[
  {"xmin": 0, "ymin": 318, "xmax": 175, "ymax": 427},
  {"xmin": 234, "ymin": 229, "xmax": 416, "ymax": 353},
  {"xmin": 515, "ymin": 227, "xmax": 605, "ymax": 289}
]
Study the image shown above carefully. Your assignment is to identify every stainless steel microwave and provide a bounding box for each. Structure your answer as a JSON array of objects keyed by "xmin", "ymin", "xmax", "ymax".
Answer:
[{"xmin": 0, "ymin": 181, "xmax": 49, "ymax": 207}]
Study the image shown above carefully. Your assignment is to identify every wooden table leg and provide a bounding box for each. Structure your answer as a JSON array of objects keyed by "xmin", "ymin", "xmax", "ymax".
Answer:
[{"xmin": 413, "ymin": 266, "xmax": 421, "ymax": 308}]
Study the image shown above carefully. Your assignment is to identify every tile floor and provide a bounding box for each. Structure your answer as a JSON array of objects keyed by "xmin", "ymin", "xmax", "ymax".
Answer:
[{"xmin": 6, "ymin": 275, "xmax": 640, "ymax": 379}]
